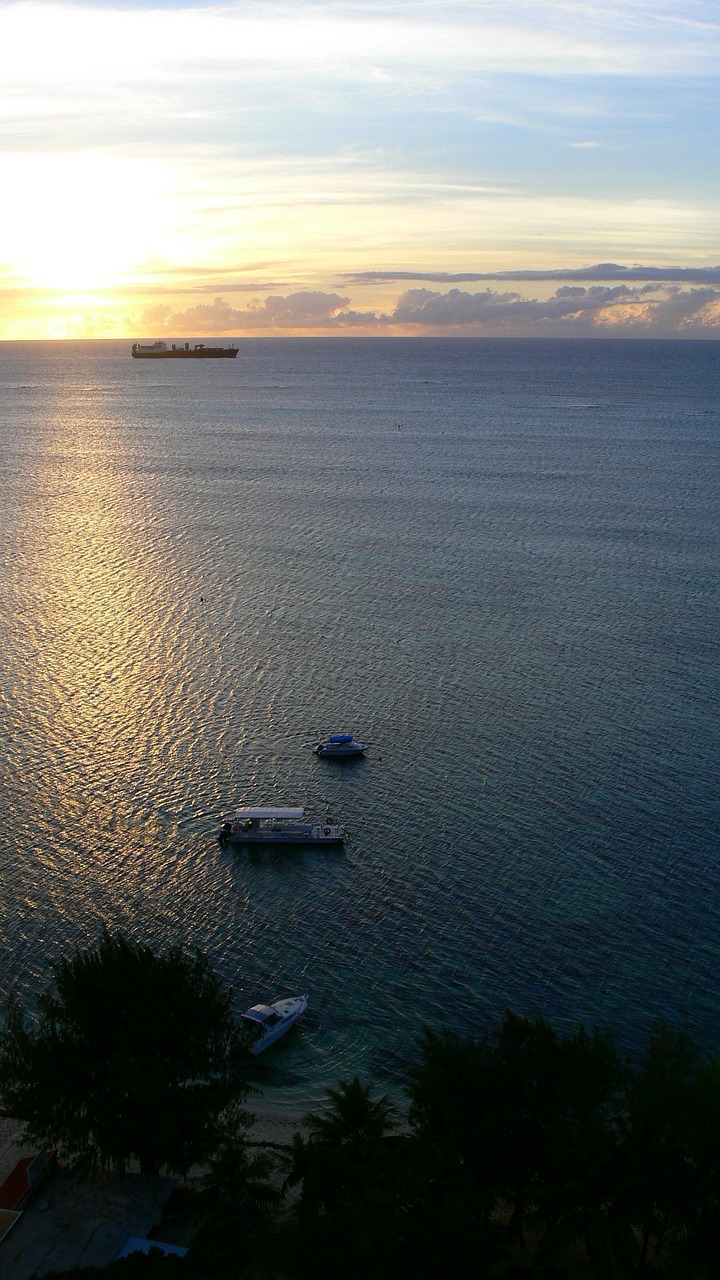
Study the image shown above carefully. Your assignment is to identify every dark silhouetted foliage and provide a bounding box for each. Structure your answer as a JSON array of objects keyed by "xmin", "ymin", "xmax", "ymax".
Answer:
[
  {"xmin": 0, "ymin": 930, "xmax": 249, "ymax": 1175},
  {"xmin": 8, "ymin": 975, "xmax": 720, "ymax": 1279}
]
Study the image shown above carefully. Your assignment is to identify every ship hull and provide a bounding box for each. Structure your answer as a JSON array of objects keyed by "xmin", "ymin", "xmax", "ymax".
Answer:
[{"xmin": 132, "ymin": 348, "xmax": 238, "ymax": 359}]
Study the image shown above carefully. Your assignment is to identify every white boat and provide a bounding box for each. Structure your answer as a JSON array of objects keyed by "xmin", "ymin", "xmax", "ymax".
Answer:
[
  {"xmin": 240, "ymin": 994, "xmax": 308, "ymax": 1054},
  {"xmin": 314, "ymin": 733, "xmax": 368, "ymax": 759},
  {"xmin": 219, "ymin": 806, "xmax": 344, "ymax": 845}
]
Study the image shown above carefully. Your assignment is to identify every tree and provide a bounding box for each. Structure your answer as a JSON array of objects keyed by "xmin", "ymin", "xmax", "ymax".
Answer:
[
  {"xmin": 487, "ymin": 1012, "xmax": 567, "ymax": 1247},
  {"xmin": 407, "ymin": 1016, "xmax": 630, "ymax": 1274},
  {"xmin": 304, "ymin": 1076, "xmax": 396, "ymax": 1151},
  {"xmin": 283, "ymin": 1077, "xmax": 405, "ymax": 1280},
  {"xmin": 0, "ymin": 930, "xmax": 249, "ymax": 1176},
  {"xmin": 287, "ymin": 1076, "xmax": 397, "ymax": 1217},
  {"xmin": 532, "ymin": 1025, "xmax": 634, "ymax": 1273},
  {"xmin": 674, "ymin": 1055, "xmax": 720, "ymax": 1277},
  {"xmin": 198, "ymin": 1132, "xmax": 280, "ymax": 1224},
  {"xmin": 406, "ymin": 1027, "xmax": 504, "ymax": 1275},
  {"xmin": 620, "ymin": 1020, "xmax": 716, "ymax": 1270},
  {"xmin": 407, "ymin": 1025, "xmax": 498, "ymax": 1212},
  {"xmin": 410, "ymin": 1015, "xmax": 569, "ymax": 1249},
  {"xmin": 186, "ymin": 1128, "xmax": 282, "ymax": 1277}
]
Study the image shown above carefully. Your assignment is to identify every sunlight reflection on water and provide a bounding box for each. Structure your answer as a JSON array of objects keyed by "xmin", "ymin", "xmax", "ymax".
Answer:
[{"xmin": 1, "ymin": 338, "xmax": 719, "ymax": 1111}]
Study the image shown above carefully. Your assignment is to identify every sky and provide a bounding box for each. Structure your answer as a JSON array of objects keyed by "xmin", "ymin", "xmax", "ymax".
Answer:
[{"xmin": 1, "ymin": 0, "xmax": 719, "ymax": 339}]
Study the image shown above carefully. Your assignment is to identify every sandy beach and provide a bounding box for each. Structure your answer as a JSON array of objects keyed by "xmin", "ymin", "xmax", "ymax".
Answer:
[
  {"xmin": 243, "ymin": 1097, "xmax": 306, "ymax": 1148},
  {"xmin": 0, "ymin": 1116, "xmax": 36, "ymax": 1187},
  {"xmin": 0, "ymin": 1102, "xmax": 303, "ymax": 1190}
]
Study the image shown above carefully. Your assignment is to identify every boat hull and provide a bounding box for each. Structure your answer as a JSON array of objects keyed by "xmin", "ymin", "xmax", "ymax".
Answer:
[
  {"xmin": 131, "ymin": 347, "xmax": 238, "ymax": 359},
  {"xmin": 242, "ymin": 995, "xmax": 308, "ymax": 1054},
  {"xmin": 220, "ymin": 828, "xmax": 344, "ymax": 845},
  {"xmin": 314, "ymin": 734, "xmax": 368, "ymax": 759},
  {"xmin": 219, "ymin": 806, "xmax": 344, "ymax": 846}
]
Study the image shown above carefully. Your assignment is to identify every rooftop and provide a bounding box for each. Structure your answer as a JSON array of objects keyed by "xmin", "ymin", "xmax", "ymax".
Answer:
[{"xmin": 0, "ymin": 1120, "xmax": 176, "ymax": 1280}]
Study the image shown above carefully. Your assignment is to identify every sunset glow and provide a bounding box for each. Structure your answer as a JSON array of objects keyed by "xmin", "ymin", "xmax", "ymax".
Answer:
[
  {"xmin": 1, "ymin": 154, "xmax": 168, "ymax": 291},
  {"xmin": 2, "ymin": 0, "xmax": 719, "ymax": 339}
]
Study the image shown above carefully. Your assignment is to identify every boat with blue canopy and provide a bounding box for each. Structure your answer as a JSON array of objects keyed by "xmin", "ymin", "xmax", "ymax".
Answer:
[{"xmin": 314, "ymin": 733, "xmax": 368, "ymax": 759}]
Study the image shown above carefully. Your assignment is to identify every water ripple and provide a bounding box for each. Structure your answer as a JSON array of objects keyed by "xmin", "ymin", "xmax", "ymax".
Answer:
[{"xmin": 0, "ymin": 338, "xmax": 718, "ymax": 1113}]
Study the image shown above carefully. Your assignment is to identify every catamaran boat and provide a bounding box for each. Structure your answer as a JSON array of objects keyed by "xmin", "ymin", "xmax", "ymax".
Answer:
[
  {"xmin": 219, "ymin": 806, "xmax": 344, "ymax": 845},
  {"xmin": 314, "ymin": 734, "xmax": 368, "ymax": 759},
  {"xmin": 240, "ymin": 994, "xmax": 308, "ymax": 1055}
]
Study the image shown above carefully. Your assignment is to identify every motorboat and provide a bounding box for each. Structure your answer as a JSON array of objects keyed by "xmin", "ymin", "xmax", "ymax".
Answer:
[
  {"xmin": 219, "ymin": 806, "xmax": 344, "ymax": 845},
  {"xmin": 314, "ymin": 733, "xmax": 368, "ymax": 759},
  {"xmin": 239, "ymin": 994, "xmax": 308, "ymax": 1055}
]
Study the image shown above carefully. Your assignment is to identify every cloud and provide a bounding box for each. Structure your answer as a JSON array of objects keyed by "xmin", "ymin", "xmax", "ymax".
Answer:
[
  {"xmin": 619, "ymin": 286, "xmax": 720, "ymax": 332},
  {"xmin": 5, "ymin": 1, "xmax": 717, "ymax": 90},
  {"xmin": 383, "ymin": 282, "xmax": 720, "ymax": 335},
  {"xmin": 3, "ymin": 4, "xmax": 719, "ymax": 333},
  {"xmin": 138, "ymin": 291, "xmax": 377, "ymax": 333},
  {"xmin": 132, "ymin": 281, "xmax": 720, "ymax": 338},
  {"xmin": 385, "ymin": 283, "xmax": 608, "ymax": 326},
  {"xmin": 346, "ymin": 264, "xmax": 720, "ymax": 285}
]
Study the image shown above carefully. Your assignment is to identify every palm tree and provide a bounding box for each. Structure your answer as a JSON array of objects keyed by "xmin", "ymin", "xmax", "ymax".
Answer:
[
  {"xmin": 304, "ymin": 1076, "xmax": 396, "ymax": 1149},
  {"xmin": 199, "ymin": 1136, "xmax": 280, "ymax": 1223},
  {"xmin": 283, "ymin": 1079, "xmax": 406, "ymax": 1280},
  {"xmin": 284, "ymin": 1077, "xmax": 396, "ymax": 1219},
  {"xmin": 188, "ymin": 1131, "xmax": 282, "ymax": 1274}
]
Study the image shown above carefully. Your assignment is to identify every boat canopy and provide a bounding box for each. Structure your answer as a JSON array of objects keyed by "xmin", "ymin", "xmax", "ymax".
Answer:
[
  {"xmin": 241, "ymin": 1005, "xmax": 279, "ymax": 1025},
  {"xmin": 233, "ymin": 806, "xmax": 304, "ymax": 820},
  {"xmin": 327, "ymin": 734, "xmax": 354, "ymax": 744}
]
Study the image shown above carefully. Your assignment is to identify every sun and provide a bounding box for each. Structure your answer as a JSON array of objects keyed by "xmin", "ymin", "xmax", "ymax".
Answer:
[{"xmin": 0, "ymin": 153, "xmax": 167, "ymax": 291}]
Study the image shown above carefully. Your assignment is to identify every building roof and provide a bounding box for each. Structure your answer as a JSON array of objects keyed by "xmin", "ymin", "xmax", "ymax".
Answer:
[{"xmin": 0, "ymin": 1169, "xmax": 177, "ymax": 1280}]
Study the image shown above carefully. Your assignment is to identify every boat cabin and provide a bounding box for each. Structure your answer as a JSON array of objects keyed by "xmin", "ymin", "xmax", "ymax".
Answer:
[
  {"xmin": 234, "ymin": 807, "xmax": 305, "ymax": 822},
  {"xmin": 241, "ymin": 1004, "xmax": 281, "ymax": 1028}
]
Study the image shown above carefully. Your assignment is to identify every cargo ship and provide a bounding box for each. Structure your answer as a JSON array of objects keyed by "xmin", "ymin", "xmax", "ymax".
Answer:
[{"xmin": 131, "ymin": 341, "xmax": 238, "ymax": 359}]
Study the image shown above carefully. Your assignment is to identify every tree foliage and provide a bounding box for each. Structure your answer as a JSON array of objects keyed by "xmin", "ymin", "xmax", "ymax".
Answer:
[
  {"xmin": 189, "ymin": 1013, "xmax": 720, "ymax": 1277},
  {"xmin": 281, "ymin": 1077, "xmax": 406, "ymax": 1280},
  {"xmin": 6, "ymin": 951, "xmax": 720, "ymax": 1279},
  {"xmin": 286, "ymin": 1076, "xmax": 396, "ymax": 1214},
  {"xmin": 404, "ymin": 1013, "xmax": 720, "ymax": 1276},
  {"xmin": 0, "ymin": 930, "xmax": 249, "ymax": 1176}
]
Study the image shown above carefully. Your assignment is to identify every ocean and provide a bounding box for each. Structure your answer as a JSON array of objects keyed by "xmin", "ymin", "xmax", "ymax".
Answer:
[{"xmin": 1, "ymin": 336, "xmax": 718, "ymax": 1115}]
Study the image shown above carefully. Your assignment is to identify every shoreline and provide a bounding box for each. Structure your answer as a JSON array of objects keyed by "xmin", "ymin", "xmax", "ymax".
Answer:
[
  {"xmin": 0, "ymin": 1103, "xmax": 305, "ymax": 1188},
  {"xmin": 243, "ymin": 1097, "xmax": 306, "ymax": 1148}
]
